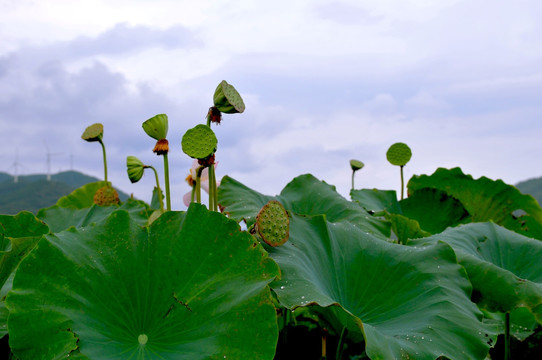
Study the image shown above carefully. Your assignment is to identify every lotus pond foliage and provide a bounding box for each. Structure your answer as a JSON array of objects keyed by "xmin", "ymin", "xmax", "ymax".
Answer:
[{"xmin": 0, "ymin": 81, "xmax": 541, "ymax": 359}]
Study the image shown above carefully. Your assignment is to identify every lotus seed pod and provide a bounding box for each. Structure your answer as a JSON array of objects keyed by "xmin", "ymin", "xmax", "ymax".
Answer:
[
  {"xmin": 93, "ymin": 184, "xmax": 120, "ymax": 206},
  {"xmin": 386, "ymin": 142, "xmax": 412, "ymax": 166},
  {"xmin": 81, "ymin": 123, "xmax": 103, "ymax": 142},
  {"xmin": 142, "ymin": 114, "xmax": 169, "ymax": 140},
  {"xmin": 255, "ymin": 200, "xmax": 289, "ymax": 247},
  {"xmin": 213, "ymin": 80, "xmax": 245, "ymax": 114},
  {"xmin": 126, "ymin": 156, "xmax": 145, "ymax": 183},
  {"xmin": 350, "ymin": 159, "xmax": 365, "ymax": 171},
  {"xmin": 181, "ymin": 124, "xmax": 217, "ymax": 160}
]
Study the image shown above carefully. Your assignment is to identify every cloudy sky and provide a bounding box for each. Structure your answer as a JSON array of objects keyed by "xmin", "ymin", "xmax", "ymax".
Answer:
[{"xmin": 1, "ymin": 0, "xmax": 541, "ymax": 209}]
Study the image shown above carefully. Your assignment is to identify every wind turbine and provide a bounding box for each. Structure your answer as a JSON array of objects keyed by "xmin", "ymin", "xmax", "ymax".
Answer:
[
  {"xmin": 44, "ymin": 142, "xmax": 62, "ymax": 181},
  {"xmin": 7, "ymin": 148, "xmax": 24, "ymax": 183}
]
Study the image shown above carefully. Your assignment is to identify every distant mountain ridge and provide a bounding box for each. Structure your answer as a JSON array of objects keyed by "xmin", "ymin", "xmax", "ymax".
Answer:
[
  {"xmin": 515, "ymin": 176, "xmax": 542, "ymax": 207},
  {"xmin": 0, "ymin": 171, "xmax": 129, "ymax": 215}
]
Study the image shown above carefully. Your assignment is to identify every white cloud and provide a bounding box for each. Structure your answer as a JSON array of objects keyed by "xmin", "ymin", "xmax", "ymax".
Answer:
[{"xmin": 1, "ymin": 0, "xmax": 542, "ymax": 211}]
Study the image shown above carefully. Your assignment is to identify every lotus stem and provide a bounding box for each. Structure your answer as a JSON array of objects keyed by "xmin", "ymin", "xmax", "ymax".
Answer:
[
  {"xmin": 504, "ymin": 311, "xmax": 510, "ymax": 360},
  {"xmin": 147, "ymin": 165, "xmax": 164, "ymax": 212},
  {"xmin": 351, "ymin": 170, "xmax": 355, "ymax": 191},
  {"xmin": 195, "ymin": 166, "xmax": 204, "ymax": 204},
  {"xmin": 208, "ymin": 164, "xmax": 218, "ymax": 211},
  {"xmin": 400, "ymin": 165, "xmax": 405, "ymax": 200},
  {"xmin": 191, "ymin": 182, "xmax": 196, "ymax": 204},
  {"xmin": 99, "ymin": 139, "xmax": 108, "ymax": 183},
  {"xmin": 335, "ymin": 327, "xmax": 347, "ymax": 360},
  {"xmin": 163, "ymin": 153, "xmax": 171, "ymax": 211}
]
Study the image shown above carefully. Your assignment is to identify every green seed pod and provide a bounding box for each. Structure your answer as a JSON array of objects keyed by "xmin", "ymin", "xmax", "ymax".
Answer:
[
  {"xmin": 255, "ymin": 200, "xmax": 289, "ymax": 247},
  {"xmin": 181, "ymin": 124, "xmax": 217, "ymax": 160},
  {"xmin": 350, "ymin": 159, "xmax": 365, "ymax": 171},
  {"xmin": 386, "ymin": 142, "xmax": 412, "ymax": 166},
  {"xmin": 126, "ymin": 156, "xmax": 145, "ymax": 183},
  {"xmin": 93, "ymin": 183, "xmax": 120, "ymax": 206},
  {"xmin": 142, "ymin": 114, "xmax": 169, "ymax": 140},
  {"xmin": 81, "ymin": 123, "xmax": 103, "ymax": 142},
  {"xmin": 213, "ymin": 80, "xmax": 245, "ymax": 114}
]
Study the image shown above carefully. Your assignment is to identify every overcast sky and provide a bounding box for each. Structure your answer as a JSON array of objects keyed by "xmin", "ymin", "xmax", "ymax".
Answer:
[{"xmin": 1, "ymin": 0, "xmax": 541, "ymax": 209}]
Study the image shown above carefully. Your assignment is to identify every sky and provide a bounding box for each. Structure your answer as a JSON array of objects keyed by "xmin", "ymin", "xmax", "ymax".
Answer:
[{"xmin": 1, "ymin": 0, "xmax": 541, "ymax": 209}]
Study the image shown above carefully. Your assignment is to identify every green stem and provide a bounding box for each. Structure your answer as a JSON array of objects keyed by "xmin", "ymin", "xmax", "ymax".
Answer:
[
  {"xmin": 162, "ymin": 153, "xmax": 171, "ymax": 211},
  {"xmin": 335, "ymin": 327, "xmax": 347, "ymax": 360},
  {"xmin": 351, "ymin": 170, "xmax": 355, "ymax": 191},
  {"xmin": 208, "ymin": 164, "xmax": 218, "ymax": 211},
  {"xmin": 400, "ymin": 165, "xmax": 405, "ymax": 200},
  {"xmin": 191, "ymin": 182, "xmax": 196, "ymax": 204},
  {"xmin": 504, "ymin": 311, "xmax": 510, "ymax": 360},
  {"xmin": 147, "ymin": 166, "xmax": 164, "ymax": 212},
  {"xmin": 196, "ymin": 166, "xmax": 204, "ymax": 204},
  {"xmin": 99, "ymin": 139, "xmax": 108, "ymax": 183}
]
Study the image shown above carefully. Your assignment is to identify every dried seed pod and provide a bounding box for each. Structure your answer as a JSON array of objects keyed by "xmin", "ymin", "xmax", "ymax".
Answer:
[{"xmin": 93, "ymin": 184, "xmax": 120, "ymax": 206}]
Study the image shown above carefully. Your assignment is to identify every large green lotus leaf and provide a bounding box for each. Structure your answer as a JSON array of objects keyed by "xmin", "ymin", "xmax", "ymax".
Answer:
[
  {"xmin": 384, "ymin": 212, "xmax": 430, "ymax": 244},
  {"xmin": 219, "ymin": 174, "xmax": 391, "ymax": 238},
  {"xmin": 7, "ymin": 204, "xmax": 279, "ymax": 359},
  {"xmin": 38, "ymin": 199, "xmax": 151, "ymax": 233},
  {"xmin": 350, "ymin": 188, "xmax": 401, "ymax": 214},
  {"xmin": 0, "ymin": 212, "xmax": 49, "ymax": 338},
  {"xmin": 349, "ymin": 189, "xmax": 429, "ymax": 243},
  {"xmin": 268, "ymin": 214, "xmax": 494, "ymax": 360},
  {"xmin": 55, "ymin": 182, "xmax": 104, "ymax": 208},
  {"xmin": 409, "ymin": 222, "xmax": 542, "ymax": 323},
  {"xmin": 400, "ymin": 187, "xmax": 471, "ymax": 234},
  {"xmin": 408, "ymin": 167, "xmax": 542, "ymax": 239}
]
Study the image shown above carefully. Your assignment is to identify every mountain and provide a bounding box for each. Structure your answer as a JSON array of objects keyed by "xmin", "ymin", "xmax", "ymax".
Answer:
[
  {"xmin": 516, "ymin": 176, "xmax": 542, "ymax": 207},
  {"xmin": 0, "ymin": 171, "xmax": 130, "ymax": 215}
]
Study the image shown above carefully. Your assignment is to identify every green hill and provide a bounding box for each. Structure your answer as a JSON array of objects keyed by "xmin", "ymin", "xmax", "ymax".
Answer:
[
  {"xmin": 516, "ymin": 176, "xmax": 542, "ymax": 207},
  {"xmin": 0, "ymin": 171, "xmax": 129, "ymax": 215}
]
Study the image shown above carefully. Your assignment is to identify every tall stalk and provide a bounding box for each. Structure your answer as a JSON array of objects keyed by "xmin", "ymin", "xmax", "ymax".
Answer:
[
  {"xmin": 400, "ymin": 165, "xmax": 405, "ymax": 200},
  {"xmin": 163, "ymin": 153, "xmax": 171, "ymax": 211},
  {"xmin": 99, "ymin": 139, "xmax": 108, "ymax": 183},
  {"xmin": 148, "ymin": 165, "xmax": 164, "ymax": 212}
]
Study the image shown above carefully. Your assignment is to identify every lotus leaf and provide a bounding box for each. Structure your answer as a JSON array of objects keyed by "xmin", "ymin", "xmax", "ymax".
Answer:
[
  {"xmin": 38, "ymin": 199, "xmax": 151, "ymax": 233},
  {"xmin": 7, "ymin": 204, "xmax": 279, "ymax": 359},
  {"xmin": 0, "ymin": 212, "xmax": 49, "ymax": 338},
  {"xmin": 408, "ymin": 167, "xmax": 542, "ymax": 239},
  {"xmin": 269, "ymin": 214, "xmax": 495, "ymax": 360},
  {"xmin": 409, "ymin": 222, "xmax": 542, "ymax": 323},
  {"xmin": 219, "ymin": 174, "xmax": 391, "ymax": 238}
]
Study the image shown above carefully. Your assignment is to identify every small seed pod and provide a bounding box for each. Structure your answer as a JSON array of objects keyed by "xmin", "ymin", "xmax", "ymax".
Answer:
[
  {"xmin": 213, "ymin": 80, "xmax": 245, "ymax": 114},
  {"xmin": 81, "ymin": 123, "xmax": 103, "ymax": 142},
  {"xmin": 126, "ymin": 156, "xmax": 145, "ymax": 183},
  {"xmin": 255, "ymin": 200, "xmax": 290, "ymax": 247},
  {"xmin": 94, "ymin": 184, "xmax": 120, "ymax": 206},
  {"xmin": 181, "ymin": 124, "xmax": 217, "ymax": 160},
  {"xmin": 350, "ymin": 159, "xmax": 364, "ymax": 171},
  {"xmin": 142, "ymin": 114, "xmax": 169, "ymax": 141},
  {"xmin": 386, "ymin": 142, "xmax": 412, "ymax": 166}
]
